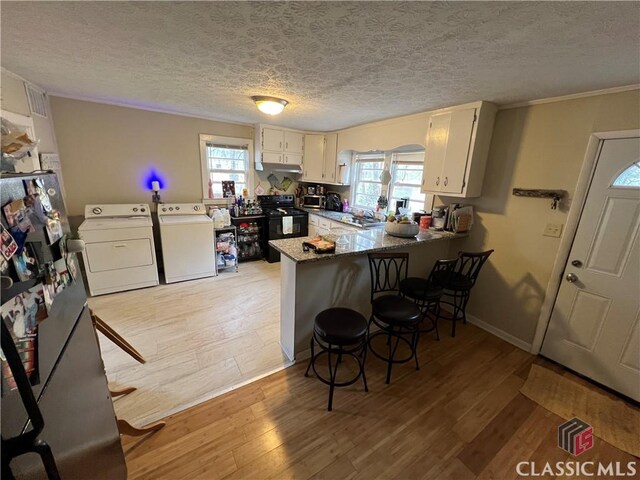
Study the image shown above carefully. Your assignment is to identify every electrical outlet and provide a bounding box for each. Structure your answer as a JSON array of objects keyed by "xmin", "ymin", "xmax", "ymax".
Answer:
[{"xmin": 543, "ymin": 223, "xmax": 563, "ymax": 238}]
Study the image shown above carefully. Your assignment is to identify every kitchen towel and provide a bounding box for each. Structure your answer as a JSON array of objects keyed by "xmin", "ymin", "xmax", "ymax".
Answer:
[{"xmin": 282, "ymin": 216, "xmax": 293, "ymax": 235}]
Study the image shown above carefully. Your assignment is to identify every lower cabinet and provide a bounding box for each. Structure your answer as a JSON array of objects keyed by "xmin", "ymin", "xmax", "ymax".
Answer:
[{"xmin": 308, "ymin": 214, "xmax": 359, "ymax": 236}]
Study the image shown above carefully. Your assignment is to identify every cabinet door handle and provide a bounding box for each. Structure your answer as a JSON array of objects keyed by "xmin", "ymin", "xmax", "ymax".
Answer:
[
  {"xmin": 279, "ymin": 141, "xmax": 282, "ymax": 148},
  {"xmin": 285, "ymin": 142, "xmax": 288, "ymax": 149},
  {"xmin": 444, "ymin": 177, "xmax": 448, "ymax": 186},
  {"xmin": 435, "ymin": 177, "xmax": 440, "ymax": 186}
]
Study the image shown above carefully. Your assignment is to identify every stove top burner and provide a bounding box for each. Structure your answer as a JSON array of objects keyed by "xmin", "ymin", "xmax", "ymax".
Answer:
[{"xmin": 265, "ymin": 207, "xmax": 307, "ymax": 217}]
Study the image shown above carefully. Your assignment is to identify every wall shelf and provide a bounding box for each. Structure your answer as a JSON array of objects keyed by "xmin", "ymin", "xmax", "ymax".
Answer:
[{"xmin": 512, "ymin": 188, "xmax": 566, "ymax": 209}]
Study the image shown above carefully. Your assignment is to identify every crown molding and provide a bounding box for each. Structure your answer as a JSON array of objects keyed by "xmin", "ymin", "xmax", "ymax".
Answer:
[
  {"xmin": 499, "ymin": 84, "xmax": 640, "ymax": 110},
  {"xmin": 1, "ymin": 67, "xmax": 33, "ymax": 84},
  {"xmin": 46, "ymin": 91, "xmax": 255, "ymax": 128},
  {"xmin": 1, "ymin": 67, "xmax": 46, "ymax": 92}
]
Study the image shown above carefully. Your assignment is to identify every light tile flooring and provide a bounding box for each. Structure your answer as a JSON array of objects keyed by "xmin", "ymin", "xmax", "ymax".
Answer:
[{"xmin": 89, "ymin": 261, "xmax": 289, "ymax": 426}]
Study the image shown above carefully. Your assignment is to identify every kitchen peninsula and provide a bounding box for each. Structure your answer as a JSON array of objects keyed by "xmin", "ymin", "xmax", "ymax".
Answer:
[{"xmin": 269, "ymin": 229, "xmax": 463, "ymax": 360}]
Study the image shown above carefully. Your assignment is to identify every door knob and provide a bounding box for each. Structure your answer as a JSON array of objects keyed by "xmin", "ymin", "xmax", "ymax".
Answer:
[
  {"xmin": 566, "ymin": 273, "xmax": 579, "ymax": 283},
  {"xmin": 571, "ymin": 260, "xmax": 583, "ymax": 267}
]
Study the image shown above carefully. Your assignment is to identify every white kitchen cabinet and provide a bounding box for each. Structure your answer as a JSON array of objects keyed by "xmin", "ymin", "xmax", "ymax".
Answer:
[
  {"xmin": 324, "ymin": 133, "xmax": 338, "ymax": 183},
  {"xmin": 308, "ymin": 213, "xmax": 359, "ymax": 234},
  {"xmin": 302, "ymin": 133, "xmax": 349, "ymax": 185},
  {"xmin": 318, "ymin": 217, "xmax": 332, "ymax": 231},
  {"xmin": 284, "ymin": 153, "xmax": 303, "ymax": 165},
  {"xmin": 255, "ymin": 124, "xmax": 305, "ymax": 170},
  {"xmin": 302, "ymin": 135, "xmax": 325, "ymax": 182},
  {"xmin": 262, "ymin": 127, "xmax": 284, "ymax": 152},
  {"xmin": 262, "ymin": 151, "xmax": 283, "ymax": 164},
  {"xmin": 421, "ymin": 101, "xmax": 497, "ymax": 198},
  {"xmin": 284, "ymin": 131, "xmax": 304, "ymax": 154}
]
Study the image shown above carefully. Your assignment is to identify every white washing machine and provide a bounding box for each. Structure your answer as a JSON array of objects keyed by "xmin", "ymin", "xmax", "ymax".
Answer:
[
  {"xmin": 158, "ymin": 203, "xmax": 216, "ymax": 283},
  {"xmin": 79, "ymin": 204, "xmax": 159, "ymax": 296}
]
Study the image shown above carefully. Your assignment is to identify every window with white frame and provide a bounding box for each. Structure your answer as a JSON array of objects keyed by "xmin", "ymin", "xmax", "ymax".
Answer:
[
  {"xmin": 351, "ymin": 149, "xmax": 428, "ymax": 212},
  {"xmin": 389, "ymin": 151, "xmax": 427, "ymax": 213},
  {"xmin": 199, "ymin": 135, "xmax": 251, "ymax": 199},
  {"xmin": 351, "ymin": 153, "xmax": 385, "ymax": 209}
]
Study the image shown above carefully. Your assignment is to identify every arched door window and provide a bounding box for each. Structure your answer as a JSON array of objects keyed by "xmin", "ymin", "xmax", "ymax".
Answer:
[{"xmin": 612, "ymin": 161, "xmax": 640, "ymax": 188}]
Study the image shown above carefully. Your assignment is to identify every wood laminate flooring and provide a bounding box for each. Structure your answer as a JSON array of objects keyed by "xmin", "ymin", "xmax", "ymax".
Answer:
[
  {"xmin": 90, "ymin": 261, "xmax": 289, "ymax": 426},
  {"xmin": 121, "ymin": 323, "xmax": 638, "ymax": 480}
]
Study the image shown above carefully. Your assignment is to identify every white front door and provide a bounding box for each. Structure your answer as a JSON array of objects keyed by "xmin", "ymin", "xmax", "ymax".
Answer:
[{"xmin": 541, "ymin": 137, "xmax": 640, "ymax": 401}]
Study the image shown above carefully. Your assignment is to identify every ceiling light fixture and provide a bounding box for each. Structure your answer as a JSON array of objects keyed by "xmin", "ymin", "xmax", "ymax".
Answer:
[{"xmin": 251, "ymin": 96, "xmax": 289, "ymax": 115}]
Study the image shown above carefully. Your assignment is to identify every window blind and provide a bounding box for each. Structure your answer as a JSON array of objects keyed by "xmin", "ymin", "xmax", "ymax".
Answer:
[
  {"xmin": 205, "ymin": 143, "xmax": 249, "ymax": 197},
  {"xmin": 389, "ymin": 151, "xmax": 426, "ymax": 213},
  {"xmin": 352, "ymin": 153, "xmax": 385, "ymax": 209}
]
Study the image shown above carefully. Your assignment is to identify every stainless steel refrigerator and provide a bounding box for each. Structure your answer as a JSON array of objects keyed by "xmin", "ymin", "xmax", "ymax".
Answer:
[{"xmin": 1, "ymin": 172, "xmax": 125, "ymax": 479}]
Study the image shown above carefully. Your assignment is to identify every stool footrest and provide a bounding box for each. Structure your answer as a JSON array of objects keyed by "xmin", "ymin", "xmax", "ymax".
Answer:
[{"xmin": 304, "ymin": 316, "xmax": 368, "ymax": 412}]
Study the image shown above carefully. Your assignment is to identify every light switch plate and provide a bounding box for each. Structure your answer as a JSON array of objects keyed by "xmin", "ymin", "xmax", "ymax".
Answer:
[{"xmin": 543, "ymin": 223, "xmax": 563, "ymax": 238}]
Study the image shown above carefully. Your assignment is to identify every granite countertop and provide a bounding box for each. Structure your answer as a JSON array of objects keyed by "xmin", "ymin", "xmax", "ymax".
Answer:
[
  {"xmin": 300, "ymin": 207, "xmax": 354, "ymax": 222},
  {"xmin": 269, "ymin": 228, "xmax": 464, "ymax": 264},
  {"xmin": 299, "ymin": 207, "xmax": 384, "ymax": 229}
]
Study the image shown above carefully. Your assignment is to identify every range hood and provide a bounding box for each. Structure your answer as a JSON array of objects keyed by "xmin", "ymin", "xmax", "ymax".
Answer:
[{"xmin": 255, "ymin": 158, "xmax": 303, "ymax": 174}]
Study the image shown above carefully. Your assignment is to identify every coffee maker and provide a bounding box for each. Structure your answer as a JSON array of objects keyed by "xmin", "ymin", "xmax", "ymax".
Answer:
[{"xmin": 325, "ymin": 192, "xmax": 342, "ymax": 212}]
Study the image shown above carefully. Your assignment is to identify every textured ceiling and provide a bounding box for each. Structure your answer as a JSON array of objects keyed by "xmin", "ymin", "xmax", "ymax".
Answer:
[{"xmin": 1, "ymin": 2, "xmax": 639, "ymax": 131}]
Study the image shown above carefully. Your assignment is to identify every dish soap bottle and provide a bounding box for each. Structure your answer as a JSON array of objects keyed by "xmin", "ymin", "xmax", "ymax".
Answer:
[{"xmin": 342, "ymin": 199, "xmax": 349, "ymax": 213}]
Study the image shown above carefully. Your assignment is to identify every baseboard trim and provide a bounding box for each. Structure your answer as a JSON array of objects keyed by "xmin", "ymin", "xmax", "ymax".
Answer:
[{"xmin": 465, "ymin": 313, "xmax": 532, "ymax": 352}]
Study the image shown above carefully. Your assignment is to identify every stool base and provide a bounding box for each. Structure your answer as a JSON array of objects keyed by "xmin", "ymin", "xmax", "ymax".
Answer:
[
  {"xmin": 304, "ymin": 332, "xmax": 368, "ymax": 411},
  {"xmin": 368, "ymin": 317, "xmax": 420, "ymax": 385}
]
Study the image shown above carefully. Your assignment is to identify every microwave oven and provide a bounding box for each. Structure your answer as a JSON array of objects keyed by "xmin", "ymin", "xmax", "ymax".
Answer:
[{"xmin": 302, "ymin": 195, "xmax": 325, "ymax": 209}]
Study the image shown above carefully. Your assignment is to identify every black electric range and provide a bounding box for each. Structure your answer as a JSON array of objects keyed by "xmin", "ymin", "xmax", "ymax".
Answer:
[{"xmin": 258, "ymin": 195, "xmax": 309, "ymax": 262}]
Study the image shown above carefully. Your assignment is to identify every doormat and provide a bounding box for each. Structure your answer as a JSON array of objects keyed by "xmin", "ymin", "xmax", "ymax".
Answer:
[{"xmin": 520, "ymin": 364, "xmax": 640, "ymax": 457}]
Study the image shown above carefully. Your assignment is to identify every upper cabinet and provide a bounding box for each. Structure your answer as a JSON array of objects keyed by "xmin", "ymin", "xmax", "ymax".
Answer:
[
  {"xmin": 284, "ymin": 131, "xmax": 304, "ymax": 154},
  {"xmin": 302, "ymin": 134, "xmax": 325, "ymax": 182},
  {"xmin": 323, "ymin": 133, "xmax": 338, "ymax": 183},
  {"xmin": 254, "ymin": 100, "xmax": 494, "ymax": 191},
  {"xmin": 421, "ymin": 101, "xmax": 497, "ymax": 198},
  {"xmin": 255, "ymin": 124, "xmax": 305, "ymax": 171},
  {"xmin": 262, "ymin": 127, "xmax": 284, "ymax": 152},
  {"xmin": 302, "ymin": 133, "xmax": 350, "ymax": 185}
]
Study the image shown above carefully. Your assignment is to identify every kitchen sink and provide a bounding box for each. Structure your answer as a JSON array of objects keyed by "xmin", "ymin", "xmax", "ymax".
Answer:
[{"xmin": 347, "ymin": 217, "xmax": 386, "ymax": 228}]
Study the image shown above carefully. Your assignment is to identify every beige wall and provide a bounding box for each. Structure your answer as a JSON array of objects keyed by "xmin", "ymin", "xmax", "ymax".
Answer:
[
  {"xmin": 44, "ymin": 88, "xmax": 640, "ymax": 348},
  {"xmin": 1, "ymin": 70, "xmax": 59, "ymax": 154},
  {"xmin": 441, "ymin": 89, "xmax": 640, "ymax": 345},
  {"xmin": 50, "ymin": 97, "xmax": 260, "ymax": 216}
]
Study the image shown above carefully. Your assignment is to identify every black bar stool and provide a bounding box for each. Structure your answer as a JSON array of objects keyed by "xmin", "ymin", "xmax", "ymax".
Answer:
[
  {"xmin": 304, "ymin": 307, "xmax": 368, "ymax": 411},
  {"xmin": 367, "ymin": 253, "xmax": 422, "ymax": 384},
  {"xmin": 433, "ymin": 250, "xmax": 494, "ymax": 337},
  {"xmin": 400, "ymin": 258, "xmax": 458, "ymax": 341}
]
